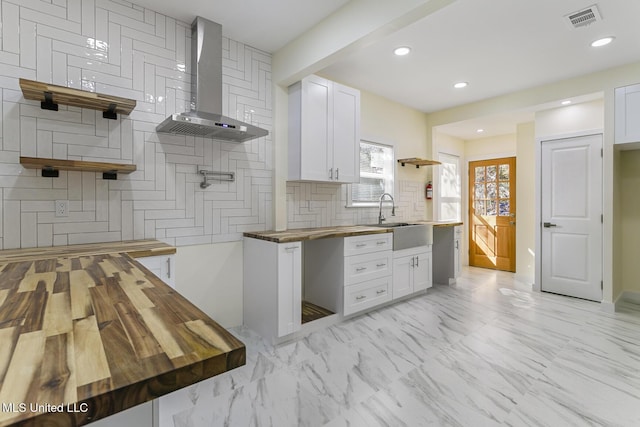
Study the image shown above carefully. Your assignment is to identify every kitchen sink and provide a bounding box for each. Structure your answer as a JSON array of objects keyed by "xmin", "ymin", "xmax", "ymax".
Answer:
[{"xmin": 369, "ymin": 223, "xmax": 433, "ymax": 250}]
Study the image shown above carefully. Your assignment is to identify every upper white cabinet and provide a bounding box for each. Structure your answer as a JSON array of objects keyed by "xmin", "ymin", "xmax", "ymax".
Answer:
[
  {"xmin": 288, "ymin": 75, "xmax": 360, "ymax": 183},
  {"xmin": 615, "ymin": 83, "xmax": 640, "ymax": 145}
]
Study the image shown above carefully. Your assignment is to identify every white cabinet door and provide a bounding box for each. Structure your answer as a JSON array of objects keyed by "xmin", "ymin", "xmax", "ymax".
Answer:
[
  {"xmin": 277, "ymin": 243, "xmax": 302, "ymax": 337},
  {"xmin": 413, "ymin": 250, "xmax": 432, "ymax": 292},
  {"xmin": 332, "ymin": 82, "xmax": 360, "ymax": 183},
  {"xmin": 137, "ymin": 255, "xmax": 175, "ymax": 288},
  {"xmin": 615, "ymin": 84, "xmax": 640, "ymax": 145},
  {"xmin": 300, "ymin": 75, "xmax": 331, "ymax": 181},
  {"xmin": 289, "ymin": 75, "xmax": 360, "ymax": 183},
  {"xmin": 453, "ymin": 225, "xmax": 462, "ymax": 279},
  {"xmin": 392, "ymin": 254, "xmax": 413, "ymax": 299}
]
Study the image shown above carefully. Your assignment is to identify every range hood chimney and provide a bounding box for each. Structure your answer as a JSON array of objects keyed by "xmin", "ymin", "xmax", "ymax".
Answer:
[{"xmin": 156, "ymin": 17, "xmax": 268, "ymax": 142}]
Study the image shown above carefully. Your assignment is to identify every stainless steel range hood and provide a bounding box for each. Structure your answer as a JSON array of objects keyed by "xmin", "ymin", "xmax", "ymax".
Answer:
[{"xmin": 156, "ymin": 17, "xmax": 268, "ymax": 142}]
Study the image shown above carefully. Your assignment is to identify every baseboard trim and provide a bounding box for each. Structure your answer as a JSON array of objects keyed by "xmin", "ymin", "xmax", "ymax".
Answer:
[{"xmin": 621, "ymin": 290, "xmax": 640, "ymax": 304}]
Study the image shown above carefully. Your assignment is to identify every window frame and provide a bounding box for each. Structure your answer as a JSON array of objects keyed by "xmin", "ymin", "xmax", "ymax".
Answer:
[
  {"xmin": 436, "ymin": 152, "xmax": 462, "ymax": 221},
  {"xmin": 347, "ymin": 139, "xmax": 396, "ymax": 208}
]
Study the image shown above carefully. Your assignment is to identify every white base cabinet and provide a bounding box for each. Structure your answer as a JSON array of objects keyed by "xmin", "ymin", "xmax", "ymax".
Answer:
[
  {"xmin": 136, "ymin": 254, "xmax": 176, "ymax": 288},
  {"xmin": 342, "ymin": 233, "xmax": 392, "ymax": 316},
  {"xmin": 392, "ymin": 246, "xmax": 432, "ymax": 299},
  {"xmin": 243, "ymin": 238, "xmax": 302, "ymax": 341}
]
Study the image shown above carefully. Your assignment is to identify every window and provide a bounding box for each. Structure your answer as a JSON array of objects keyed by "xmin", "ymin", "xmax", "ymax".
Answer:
[
  {"xmin": 348, "ymin": 140, "xmax": 394, "ymax": 206},
  {"xmin": 437, "ymin": 153, "xmax": 461, "ymax": 221}
]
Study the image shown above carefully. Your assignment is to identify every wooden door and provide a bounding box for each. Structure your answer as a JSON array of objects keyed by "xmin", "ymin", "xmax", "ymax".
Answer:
[
  {"xmin": 469, "ymin": 157, "xmax": 516, "ymax": 272},
  {"xmin": 541, "ymin": 134, "xmax": 602, "ymax": 301}
]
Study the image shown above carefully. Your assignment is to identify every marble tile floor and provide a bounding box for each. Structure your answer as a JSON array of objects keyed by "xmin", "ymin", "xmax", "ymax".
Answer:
[{"xmin": 164, "ymin": 267, "xmax": 640, "ymax": 427}]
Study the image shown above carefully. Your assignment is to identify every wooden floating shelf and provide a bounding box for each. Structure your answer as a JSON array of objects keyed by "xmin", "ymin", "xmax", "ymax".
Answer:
[
  {"xmin": 19, "ymin": 78, "xmax": 136, "ymax": 120},
  {"xmin": 20, "ymin": 157, "xmax": 136, "ymax": 180},
  {"xmin": 397, "ymin": 158, "xmax": 442, "ymax": 168}
]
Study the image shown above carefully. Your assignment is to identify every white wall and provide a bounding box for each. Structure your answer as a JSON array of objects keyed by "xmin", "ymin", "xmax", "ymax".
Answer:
[
  {"xmin": 535, "ymin": 99, "xmax": 604, "ymax": 138},
  {"xmin": 176, "ymin": 241, "xmax": 244, "ymax": 327},
  {"xmin": 515, "ymin": 122, "xmax": 535, "ymax": 285},
  {"xmin": 0, "ymin": 0, "xmax": 273, "ymax": 326},
  {"xmin": 619, "ymin": 149, "xmax": 640, "ymax": 297},
  {"xmin": 464, "ymin": 134, "xmax": 516, "ymax": 159}
]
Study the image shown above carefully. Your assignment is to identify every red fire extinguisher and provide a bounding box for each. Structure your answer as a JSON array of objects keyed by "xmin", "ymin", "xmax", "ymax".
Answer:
[{"xmin": 426, "ymin": 181, "xmax": 433, "ymax": 200}]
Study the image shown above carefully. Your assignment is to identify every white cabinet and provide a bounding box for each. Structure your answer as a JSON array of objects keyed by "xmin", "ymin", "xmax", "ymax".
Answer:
[
  {"xmin": 277, "ymin": 242, "xmax": 302, "ymax": 336},
  {"xmin": 453, "ymin": 226, "xmax": 462, "ymax": 279},
  {"xmin": 433, "ymin": 225, "xmax": 460, "ymax": 285},
  {"xmin": 615, "ymin": 83, "xmax": 640, "ymax": 145},
  {"xmin": 342, "ymin": 233, "xmax": 392, "ymax": 316},
  {"xmin": 243, "ymin": 238, "xmax": 301, "ymax": 341},
  {"xmin": 137, "ymin": 254, "xmax": 175, "ymax": 288},
  {"xmin": 288, "ymin": 74, "xmax": 360, "ymax": 183},
  {"xmin": 392, "ymin": 246, "xmax": 432, "ymax": 299}
]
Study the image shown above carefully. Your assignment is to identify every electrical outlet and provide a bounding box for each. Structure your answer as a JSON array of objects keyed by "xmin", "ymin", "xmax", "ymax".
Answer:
[{"xmin": 55, "ymin": 200, "xmax": 69, "ymax": 217}]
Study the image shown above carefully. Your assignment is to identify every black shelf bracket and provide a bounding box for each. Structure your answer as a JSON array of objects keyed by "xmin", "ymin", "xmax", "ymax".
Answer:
[
  {"xmin": 103, "ymin": 103, "xmax": 118, "ymax": 120},
  {"xmin": 102, "ymin": 171, "xmax": 118, "ymax": 180},
  {"xmin": 41, "ymin": 92, "xmax": 58, "ymax": 111},
  {"xmin": 41, "ymin": 167, "xmax": 59, "ymax": 178}
]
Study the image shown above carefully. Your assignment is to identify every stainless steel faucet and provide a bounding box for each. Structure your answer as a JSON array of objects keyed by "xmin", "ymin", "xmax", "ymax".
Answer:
[{"xmin": 378, "ymin": 193, "xmax": 395, "ymax": 224}]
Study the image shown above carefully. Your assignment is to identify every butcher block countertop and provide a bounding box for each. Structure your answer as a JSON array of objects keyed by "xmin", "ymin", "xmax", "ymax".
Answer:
[
  {"xmin": 0, "ymin": 242, "xmax": 245, "ymax": 426},
  {"xmin": 244, "ymin": 221, "xmax": 463, "ymax": 243},
  {"xmin": 243, "ymin": 225, "xmax": 391, "ymax": 243}
]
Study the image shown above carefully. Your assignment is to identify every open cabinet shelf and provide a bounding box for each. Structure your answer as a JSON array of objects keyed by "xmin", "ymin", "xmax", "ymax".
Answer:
[
  {"xmin": 19, "ymin": 78, "xmax": 136, "ymax": 120},
  {"xmin": 20, "ymin": 157, "xmax": 136, "ymax": 180},
  {"xmin": 397, "ymin": 158, "xmax": 442, "ymax": 168}
]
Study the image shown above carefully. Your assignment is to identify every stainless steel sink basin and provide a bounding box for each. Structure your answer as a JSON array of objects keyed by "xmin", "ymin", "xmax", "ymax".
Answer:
[{"xmin": 370, "ymin": 223, "xmax": 433, "ymax": 250}]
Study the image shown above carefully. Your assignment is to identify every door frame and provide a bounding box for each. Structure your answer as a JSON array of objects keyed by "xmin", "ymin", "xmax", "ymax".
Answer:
[{"xmin": 534, "ymin": 129, "xmax": 604, "ymax": 297}]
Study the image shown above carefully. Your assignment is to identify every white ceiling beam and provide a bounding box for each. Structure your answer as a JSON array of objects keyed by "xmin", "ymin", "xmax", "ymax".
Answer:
[{"xmin": 273, "ymin": 0, "xmax": 457, "ymax": 86}]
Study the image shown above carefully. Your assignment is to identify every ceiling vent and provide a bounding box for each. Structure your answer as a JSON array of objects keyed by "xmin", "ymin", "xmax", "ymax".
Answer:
[{"xmin": 564, "ymin": 4, "xmax": 603, "ymax": 29}]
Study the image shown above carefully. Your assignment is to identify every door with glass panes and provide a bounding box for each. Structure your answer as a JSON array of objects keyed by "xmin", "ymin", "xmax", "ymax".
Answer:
[{"xmin": 469, "ymin": 157, "xmax": 516, "ymax": 272}]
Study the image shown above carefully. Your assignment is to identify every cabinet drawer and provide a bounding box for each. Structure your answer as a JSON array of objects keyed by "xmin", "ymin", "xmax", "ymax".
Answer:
[
  {"xmin": 344, "ymin": 233, "xmax": 392, "ymax": 256},
  {"xmin": 344, "ymin": 250, "xmax": 392, "ymax": 286},
  {"xmin": 344, "ymin": 276, "xmax": 392, "ymax": 316}
]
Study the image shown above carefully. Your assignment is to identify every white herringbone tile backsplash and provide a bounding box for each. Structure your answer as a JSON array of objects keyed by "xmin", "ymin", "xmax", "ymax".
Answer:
[
  {"xmin": 286, "ymin": 180, "xmax": 427, "ymax": 229},
  {"xmin": 0, "ymin": 0, "xmax": 272, "ymax": 249}
]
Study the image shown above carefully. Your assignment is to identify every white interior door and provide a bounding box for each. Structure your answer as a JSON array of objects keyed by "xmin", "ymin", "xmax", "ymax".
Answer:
[{"xmin": 541, "ymin": 134, "xmax": 602, "ymax": 301}]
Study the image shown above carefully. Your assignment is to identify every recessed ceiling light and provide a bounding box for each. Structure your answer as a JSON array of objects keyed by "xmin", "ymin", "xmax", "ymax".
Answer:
[
  {"xmin": 591, "ymin": 36, "xmax": 615, "ymax": 47},
  {"xmin": 393, "ymin": 46, "xmax": 411, "ymax": 56},
  {"xmin": 454, "ymin": 82, "xmax": 468, "ymax": 89},
  {"xmin": 476, "ymin": 129, "xmax": 484, "ymax": 133},
  {"xmin": 561, "ymin": 100, "xmax": 572, "ymax": 105}
]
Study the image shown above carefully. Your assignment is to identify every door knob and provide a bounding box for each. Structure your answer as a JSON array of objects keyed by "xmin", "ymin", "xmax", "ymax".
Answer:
[{"xmin": 543, "ymin": 222, "xmax": 557, "ymax": 228}]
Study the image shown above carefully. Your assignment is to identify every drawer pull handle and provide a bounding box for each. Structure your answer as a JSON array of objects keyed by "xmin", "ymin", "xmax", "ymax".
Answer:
[
  {"xmin": 356, "ymin": 267, "xmax": 367, "ymax": 272},
  {"xmin": 376, "ymin": 241, "xmax": 386, "ymax": 245},
  {"xmin": 284, "ymin": 246, "xmax": 298, "ymax": 251},
  {"xmin": 376, "ymin": 263, "xmax": 386, "ymax": 267},
  {"xmin": 356, "ymin": 295, "xmax": 366, "ymax": 300},
  {"xmin": 356, "ymin": 243, "xmax": 367, "ymax": 248},
  {"xmin": 415, "ymin": 256, "xmax": 419, "ymax": 267},
  {"xmin": 376, "ymin": 289, "xmax": 386, "ymax": 295}
]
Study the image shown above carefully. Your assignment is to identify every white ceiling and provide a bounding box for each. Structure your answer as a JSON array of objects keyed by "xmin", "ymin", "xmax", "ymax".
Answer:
[{"xmin": 130, "ymin": 0, "xmax": 640, "ymax": 140}]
